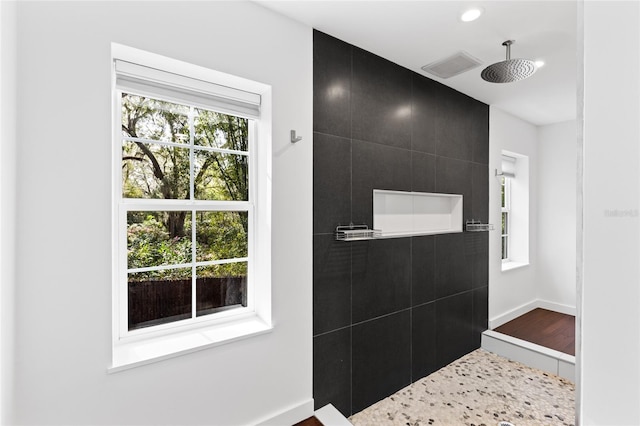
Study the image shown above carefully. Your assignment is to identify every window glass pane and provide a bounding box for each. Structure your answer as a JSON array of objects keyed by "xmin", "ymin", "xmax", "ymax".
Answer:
[
  {"xmin": 122, "ymin": 141, "xmax": 190, "ymax": 199},
  {"xmin": 194, "ymin": 109, "xmax": 249, "ymax": 152},
  {"xmin": 195, "ymin": 211, "xmax": 248, "ymax": 262},
  {"xmin": 501, "ymin": 177, "xmax": 505, "ymax": 208},
  {"xmin": 194, "ymin": 150, "xmax": 248, "ymax": 201},
  {"xmin": 128, "ymin": 268, "xmax": 192, "ymax": 330},
  {"xmin": 502, "ymin": 212, "xmax": 508, "ymax": 234},
  {"xmin": 502, "ymin": 236, "xmax": 508, "ymax": 260},
  {"xmin": 127, "ymin": 211, "xmax": 192, "ymax": 269},
  {"xmin": 122, "ymin": 93, "xmax": 190, "ymax": 144},
  {"xmin": 196, "ymin": 263, "xmax": 247, "ymax": 317}
]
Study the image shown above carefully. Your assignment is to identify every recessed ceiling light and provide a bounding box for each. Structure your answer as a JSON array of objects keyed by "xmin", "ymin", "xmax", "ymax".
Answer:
[
  {"xmin": 535, "ymin": 60, "xmax": 545, "ymax": 68},
  {"xmin": 461, "ymin": 7, "xmax": 483, "ymax": 22}
]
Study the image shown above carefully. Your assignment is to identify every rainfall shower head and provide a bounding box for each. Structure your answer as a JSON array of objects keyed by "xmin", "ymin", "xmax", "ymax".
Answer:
[{"xmin": 481, "ymin": 40, "xmax": 537, "ymax": 83}]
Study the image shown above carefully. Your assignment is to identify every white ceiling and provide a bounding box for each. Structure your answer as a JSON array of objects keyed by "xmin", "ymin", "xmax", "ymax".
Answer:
[{"xmin": 257, "ymin": 0, "xmax": 577, "ymax": 126}]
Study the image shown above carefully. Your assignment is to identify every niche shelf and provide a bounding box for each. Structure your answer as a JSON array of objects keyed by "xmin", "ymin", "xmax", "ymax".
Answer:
[{"xmin": 373, "ymin": 189, "xmax": 463, "ymax": 238}]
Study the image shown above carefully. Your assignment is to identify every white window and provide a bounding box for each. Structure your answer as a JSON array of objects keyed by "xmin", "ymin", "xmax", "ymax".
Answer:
[
  {"xmin": 111, "ymin": 45, "xmax": 271, "ymax": 369},
  {"xmin": 501, "ymin": 176, "xmax": 511, "ymax": 261},
  {"xmin": 500, "ymin": 152, "xmax": 529, "ymax": 272}
]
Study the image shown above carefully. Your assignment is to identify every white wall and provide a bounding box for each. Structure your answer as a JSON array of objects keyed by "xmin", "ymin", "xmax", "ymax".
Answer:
[
  {"xmin": 490, "ymin": 113, "xmax": 578, "ymax": 325},
  {"xmin": 579, "ymin": 1, "xmax": 640, "ymax": 424},
  {"xmin": 489, "ymin": 107, "xmax": 538, "ymax": 326},
  {"xmin": 538, "ymin": 120, "xmax": 577, "ymax": 312},
  {"xmin": 0, "ymin": 1, "xmax": 17, "ymax": 424},
  {"xmin": 11, "ymin": 2, "xmax": 312, "ymax": 425}
]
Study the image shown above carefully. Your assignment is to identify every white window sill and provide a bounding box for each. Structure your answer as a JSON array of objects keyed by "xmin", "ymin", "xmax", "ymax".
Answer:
[
  {"xmin": 109, "ymin": 315, "xmax": 272, "ymax": 373},
  {"xmin": 501, "ymin": 261, "xmax": 529, "ymax": 272}
]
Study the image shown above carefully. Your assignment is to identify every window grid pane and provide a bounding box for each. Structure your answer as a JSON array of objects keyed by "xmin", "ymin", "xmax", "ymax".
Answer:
[
  {"xmin": 501, "ymin": 236, "xmax": 508, "ymax": 260},
  {"xmin": 195, "ymin": 211, "xmax": 248, "ymax": 262},
  {"xmin": 196, "ymin": 262, "xmax": 248, "ymax": 317},
  {"xmin": 127, "ymin": 211, "xmax": 192, "ymax": 269},
  {"xmin": 194, "ymin": 109, "xmax": 249, "ymax": 152},
  {"xmin": 502, "ymin": 212, "xmax": 509, "ymax": 235},
  {"xmin": 128, "ymin": 268, "xmax": 192, "ymax": 331},
  {"xmin": 194, "ymin": 150, "xmax": 248, "ymax": 201},
  {"xmin": 122, "ymin": 141, "xmax": 190, "ymax": 200},
  {"xmin": 121, "ymin": 94, "xmax": 190, "ymax": 144}
]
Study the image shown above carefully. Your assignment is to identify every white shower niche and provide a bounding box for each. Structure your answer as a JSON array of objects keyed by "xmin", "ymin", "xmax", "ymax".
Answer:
[{"xmin": 373, "ymin": 189, "xmax": 463, "ymax": 238}]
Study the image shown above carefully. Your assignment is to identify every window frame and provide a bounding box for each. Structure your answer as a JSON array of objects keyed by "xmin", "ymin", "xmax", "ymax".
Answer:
[
  {"xmin": 111, "ymin": 44, "xmax": 272, "ymax": 367},
  {"xmin": 501, "ymin": 176, "xmax": 511, "ymax": 262},
  {"xmin": 116, "ymin": 94, "xmax": 257, "ymax": 339}
]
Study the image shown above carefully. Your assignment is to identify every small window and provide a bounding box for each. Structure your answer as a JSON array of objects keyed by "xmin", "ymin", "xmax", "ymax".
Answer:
[
  {"xmin": 501, "ymin": 176, "xmax": 511, "ymax": 261},
  {"xmin": 500, "ymin": 152, "xmax": 529, "ymax": 272}
]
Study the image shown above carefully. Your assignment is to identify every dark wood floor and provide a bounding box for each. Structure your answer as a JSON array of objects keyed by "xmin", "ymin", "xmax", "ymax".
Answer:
[
  {"xmin": 494, "ymin": 308, "xmax": 575, "ymax": 356},
  {"xmin": 293, "ymin": 416, "xmax": 323, "ymax": 426}
]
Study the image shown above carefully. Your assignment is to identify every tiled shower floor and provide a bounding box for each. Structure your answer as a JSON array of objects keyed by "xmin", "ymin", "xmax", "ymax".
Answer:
[{"xmin": 349, "ymin": 349, "xmax": 575, "ymax": 426}]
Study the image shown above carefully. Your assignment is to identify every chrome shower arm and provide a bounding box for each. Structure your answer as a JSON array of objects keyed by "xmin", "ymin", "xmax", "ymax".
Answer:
[{"xmin": 502, "ymin": 40, "xmax": 515, "ymax": 60}]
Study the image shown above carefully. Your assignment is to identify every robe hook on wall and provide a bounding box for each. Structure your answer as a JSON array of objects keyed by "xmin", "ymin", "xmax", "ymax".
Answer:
[{"xmin": 290, "ymin": 130, "xmax": 302, "ymax": 143}]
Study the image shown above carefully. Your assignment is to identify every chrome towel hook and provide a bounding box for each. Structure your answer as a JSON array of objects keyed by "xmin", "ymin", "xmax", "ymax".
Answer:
[{"xmin": 290, "ymin": 130, "xmax": 302, "ymax": 143}]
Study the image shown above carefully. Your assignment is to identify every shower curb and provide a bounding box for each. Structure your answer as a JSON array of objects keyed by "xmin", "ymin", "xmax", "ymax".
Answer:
[{"xmin": 482, "ymin": 330, "xmax": 575, "ymax": 382}]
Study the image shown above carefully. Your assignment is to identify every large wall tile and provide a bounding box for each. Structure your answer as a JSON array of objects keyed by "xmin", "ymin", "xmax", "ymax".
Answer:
[
  {"xmin": 471, "ymin": 101, "xmax": 490, "ymax": 165},
  {"xmin": 412, "ymin": 302, "xmax": 437, "ymax": 381},
  {"xmin": 352, "ymin": 238, "xmax": 411, "ymax": 323},
  {"xmin": 435, "ymin": 155, "xmax": 473, "ymax": 222},
  {"xmin": 435, "ymin": 292, "xmax": 474, "ymax": 369},
  {"xmin": 411, "ymin": 74, "xmax": 437, "ymax": 154},
  {"xmin": 314, "ymin": 328, "xmax": 352, "ymax": 416},
  {"xmin": 314, "ymin": 235, "xmax": 351, "ymax": 335},
  {"xmin": 411, "ymin": 152, "xmax": 436, "ymax": 193},
  {"xmin": 435, "ymin": 233, "xmax": 472, "ymax": 298},
  {"xmin": 472, "ymin": 286, "xmax": 489, "ymax": 348},
  {"xmin": 313, "ymin": 132, "xmax": 351, "ymax": 234},
  {"xmin": 412, "ymin": 235, "xmax": 436, "ymax": 305},
  {"xmin": 352, "ymin": 47, "xmax": 412, "ymax": 149},
  {"xmin": 471, "ymin": 162, "xmax": 489, "ymax": 224},
  {"xmin": 434, "ymin": 85, "xmax": 473, "ymax": 161},
  {"xmin": 352, "ymin": 140, "xmax": 411, "ymax": 225},
  {"xmin": 466, "ymin": 232, "xmax": 488, "ymax": 289},
  {"xmin": 352, "ymin": 311, "xmax": 411, "ymax": 413},
  {"xmin": 313, "ymin": 31, "xmax": 351, "ymax": 138}
]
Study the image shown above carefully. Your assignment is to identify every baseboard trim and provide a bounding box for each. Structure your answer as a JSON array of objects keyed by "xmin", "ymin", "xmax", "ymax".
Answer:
[
  {"xmin": 490, "ymin": 299, "xmax": 576, "ymax": 329},
  {"xmin": 255, "ymin": 399, "xmax": 314, "ymax": 426},
  {"xmin": 489, "ymin": 300, "xmax": 538, "ymax": 329},
  {"xmin": 537, "ymin": 299, "xmax": 576, "ymax": 316}
]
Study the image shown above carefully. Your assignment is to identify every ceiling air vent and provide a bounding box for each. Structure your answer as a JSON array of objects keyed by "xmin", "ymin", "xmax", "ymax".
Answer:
[{"xmin": 421, "ymin": 51, "xmax": 483, "ymax": 79}]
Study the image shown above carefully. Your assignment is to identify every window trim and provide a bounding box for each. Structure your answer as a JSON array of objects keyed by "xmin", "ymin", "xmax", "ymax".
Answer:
[
  {"xmin": 110, "ymin": 43, "xmax": 272, "ymax": 370},
  {"xmin": 501, "ymin": 176, "xmax": 511, "ymax": 262},
  {"xmin": 499, "ymin": 150, "xmax": 530, "ymax": 272}
]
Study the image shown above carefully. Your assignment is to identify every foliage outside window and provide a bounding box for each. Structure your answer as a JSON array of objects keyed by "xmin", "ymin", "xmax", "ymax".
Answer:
[
  {"xmin": 120, "ymin": 93, "xmax": 252, "ymax": 332},
  {"xmin": 501, "ymin": 176, "xmax": 511, "ymax": 261}
]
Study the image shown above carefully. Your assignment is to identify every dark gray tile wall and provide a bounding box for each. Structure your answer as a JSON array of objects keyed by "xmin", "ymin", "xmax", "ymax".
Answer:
[{"xmin": 313, "ymin": 30, "xmax": 489, "ymax": 417}]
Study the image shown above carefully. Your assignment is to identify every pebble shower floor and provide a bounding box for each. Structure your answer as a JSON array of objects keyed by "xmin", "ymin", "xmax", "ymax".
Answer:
[{"xmin": 349, "ymin": 349, "xmax": 575, "ymax": 426}]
